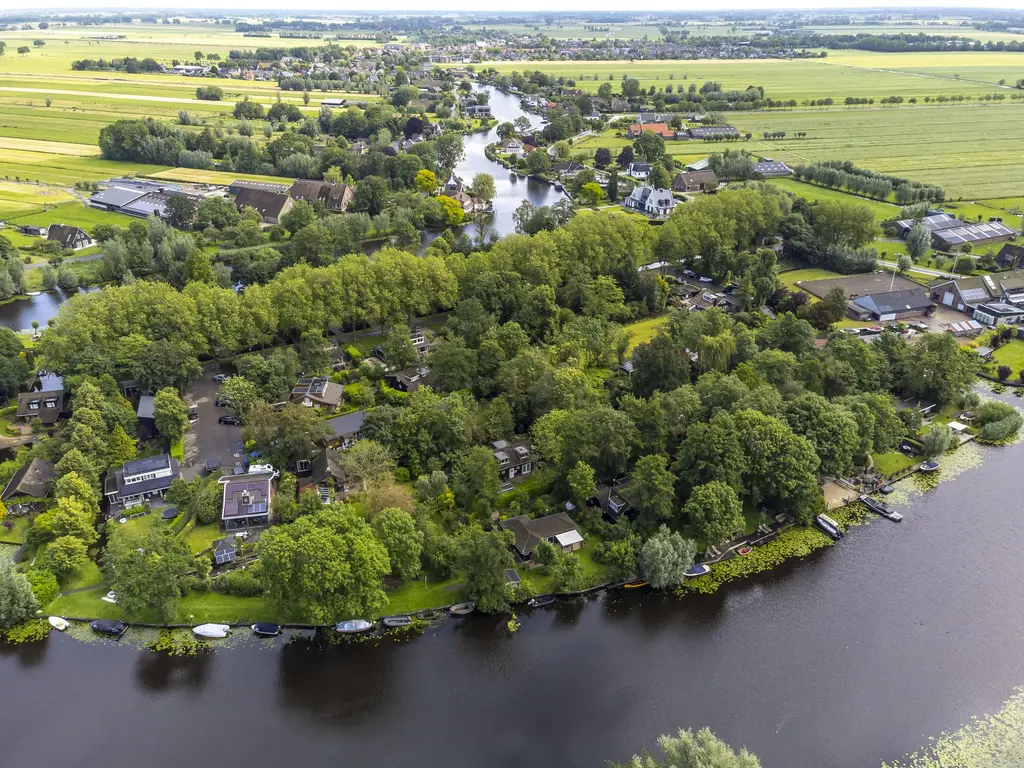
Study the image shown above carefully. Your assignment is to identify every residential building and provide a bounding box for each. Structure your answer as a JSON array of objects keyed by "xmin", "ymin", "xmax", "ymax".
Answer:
[
  {"xmin": 104, "ymin": 454, "xmax": 180, "ymax": 514},
  {"xmin": 136, "ymin": 394, "xmax": 157, "ymax": 440},
  {"xmin": 672, "ymin": 170, "xmax": 719, "ymax": 193},
  {"xmin": 930, "ymin": 274, "xmax": 1024, "ymax": 316},
  {"xmin": 552, "ymin": 161, "xmax": 586, "ymax": 177},
  {"xmin": 15, "ymin": 373, "xmax": 65, "ymax": 425},
  {"xmin": 220, "ymin": 471, "xmax": 273, "ymax": 530},
  {"xmin": 626, "ymin": 162, "xmax": 651, "ymax": 180},
  {"xmin": 443, "ymin": 173, "xmax": 465, "ymax": 193},
  {"xmin": 846, "ymin": 288, "xmax": 934, "ymax": 321},
  {"xmin": 973, "ymin": 302, "xmax": 1024, "ymax": 325},
  {"xmin": 299, "ymin": 448, "xmax": 350, "ymax": 501},
  {"xmin": 289, "ymin": 377, "xmax": 344, "ymax": 413},
  {"xmin": 593, "ymin": 482, "xmax": 632, "ymax": 522},
  {"xmin": 325, "ymin": 409, "xmax": 366, "ymax": 449},
  {"xmin": 375, "ymin": 327, "xmax": 430, "ymax": 363},
  {"xmin": 288, "ymin": 179, "xmax": 355, "ymax": 213},
  {"xmin": 47, "ymin": 224, "xmax": 93, "ymax": 251},
  {"xmin": 499, "ymin": 511, "xmax": 584, "ymax": 561},
  {"xmin": 754, "ymin": 160, "xmax": 792, "ymax": 177},
  {"xmin": 234, "ymin": 187, "xmax": 293, "ymax": 224},
  {"xmin": 627, "ymin": 122, "xmax": 676, "ymax": 139},
  {"xmin": 464, "ymin": 104, "xmax": 492, "ymax": 118},
  {"xmin": 637, "ymin": 112, "xmax": 672, "ymax": 124},
  {"xmin": 385, "ymin": 366, "xmax": 432, "ymax": 393},
  {"xmin": 996, "ymin": 243, "xmax": 1024, "ymax": 268},
  {"xmin": 18, "ymin": 225, "xmax": 47, "ymax": 237},
  {"xmin": 442, "ymin": 190, "xmax": 488, "ymax": 213},
  {"xmin": 491, "ymin": 438, "xmax": 534, "ymax": 489},
  {"xmin": 623, "ymin": 186, "xmax": 677, "ymax": 219},
  {"xmin": 498, "ymin": 138, "xmax": 525, "ymax": 157},
  {"xmin": 1, "ymin": 458, "xmax": 55, "ymax": 501}
]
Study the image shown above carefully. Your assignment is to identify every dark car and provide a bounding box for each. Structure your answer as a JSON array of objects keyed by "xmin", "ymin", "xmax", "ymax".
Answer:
[
  {"xmin": 215, "ymin": 396, "xmax": 232, "ymax": 407},
  {"xmin": 90, "ymin": 620, "xmax": 128, "ymax": 637},
  {"xmin": 219, "ymin": 415, "xmax": 241, "ymax": 426}
]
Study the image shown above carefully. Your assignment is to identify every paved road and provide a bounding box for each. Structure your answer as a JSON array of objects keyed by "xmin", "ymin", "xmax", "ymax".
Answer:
[
  {"xmin": 183, "ymin": 369, "xmax": 244, "ymax": 482},
  {"xmin": 25, "ymin": 252, "xmax": 102, "ymax": 270},
  {"xmin": 878, "ymin": 260, "xmax": 957, "ymax": 279}
]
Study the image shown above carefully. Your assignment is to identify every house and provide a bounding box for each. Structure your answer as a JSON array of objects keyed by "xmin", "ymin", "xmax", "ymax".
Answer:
[
  {"xmin": 104, "ymin": 454, "xmax": 180, "ymax": 515},
  {"xmin": 47, "ymin": 224, "xmax": 93, "ymax": 251},
  {"xmin": 464, "ymin": 104, "xmax": 492, "ymax": 118},
  {"xmin": 972, "ymin": 302, "xmax": 1024, "ymax": 326},
  {"xmin": 220, "ymin": 470, "xmax": 273, "ymax": 530},
  {"xmin": 499, "ymin": 511, "xmax": 584, "ymax": 561},
  {"xmin": 627, "ymin": 122, "xmax": 676, "ymax": 140},
  {"xmin": 234, "ymin": 187, "xmax": 293, "ymax": 225},
  {"xmin": 349, "ymin": 139, "xmax": 370, "ymax": 155},
  {"xmin": 1, "ymin": 458, "xmax": 55, "ymax": 501},
  {"xmin": 289, "ymin": 377, "xmax": 344, "ymax": 413},
  {"xmin": 287, "ymin": 179, "xmax": 355, "ymax": 213},
  {"xmin": 672, "ymin": 170, "xmax": 719, "ymax": 193},
  {"xmin": 623, "ymin": 186, "xmax": 676, "ymax": 219},
  {"xmin": 136, "ymin": 395, "xmax": 157, "ymax": 440},
  {"xmin": 846, "ymin": 288, "xmax": 933, "ymax": 321},
  {"xmin": 552, "ymin": 161, "xmax": 586, "ymax": 177},
  {"xmin": 300, "ymin": 447, "xmax": 351, "ymax": 500},
  {"xmin": 375, "ymin": 326, "xmax": 430, "ymax": 362},
  {"xmin": 754, "ymin": 160, "xmax": 792, "ymax": 177},
  {"xmin": 172, "ymin": 64, "xmax": 209, "ymax": 76},
  {"xmin": 627, "ymin": 162, "xmax": 651, "ymax": 180},
  {"xmin": 385, "ymin": 366, "xmax": 432, "ymax": 393},
  {"xmin": 686, "ymin": 126, "xmax": 739, "ymax": 140},
  {"xmin": 498, "ymin": 138, "xmax": 525, "ymax": 157},
  {"xmin": 930, "ymin": 274, "xmax": 1024, "ymax": 315},
  {"xmin": 212, "ymin": 537, "xmax": 237, "ymax": 566},
  {"xmin": 15, "ymin": 373, "xmax": 65, "ymax": 425},
  {"xmin": 325, "ymin": 409, "xmax": 366, "ymax": 449},
  {"xmin": 593, "ymin": 483, "xmax": 632, "ymax": 522},
  {"xmin": 996, "ymin": 243, "xmax": 1024, "ymax": 268},
  {"xmin": 442, "ymin": 190, "xmax": 488, "ymax": 213},
  {"xmin": 491, "ymin": 438, "xmax": 534, "ymax": 489},
  {"xmin": 443, "ymin": 173, "xmax": 465, "ymax": 193},
  {"xmin": 18, "ymin": 225, "xmax": 47, "ymax": 237},
  {"xmin": 228, "ymin": 179, "xmax": 290, "ymax": 196},
  {"xmin": 637, "ymin": 112, "xmax": 672, "ymax": 124}
]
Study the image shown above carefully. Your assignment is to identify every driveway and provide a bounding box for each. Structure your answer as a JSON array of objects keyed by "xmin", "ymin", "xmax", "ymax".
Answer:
[{"xmin": 183, "ymin": 371, "xmax": 244, "ymax": 481}]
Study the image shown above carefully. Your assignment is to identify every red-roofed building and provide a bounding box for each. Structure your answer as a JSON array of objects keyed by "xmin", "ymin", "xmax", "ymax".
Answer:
[{"xmin": 628, "ymin": 123, "xmax": 676, "ymax": 139}]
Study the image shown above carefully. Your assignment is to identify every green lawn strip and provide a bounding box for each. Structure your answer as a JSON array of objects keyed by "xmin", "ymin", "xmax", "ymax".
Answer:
[
  {"xmin": 61, "ymin": 558, "xmax": 104, "ymax": 592},
  {"xmin": 185, "ymin": 523, "xmax": 222, "ymax": 555},
  {"xmin": 987, "ymin": 339, "xmax": 1024, "ymax": 378},
  {"xmin": 873, "ymin": 452, "xmax": 916, "ymax": 476},
  {"xmin": 382, "ymin": 575, "xmax": 465, "ymax": 615},
  {"xmin": 623, "ymin": 314, "xmax": 669, "ymax": 352},
  {"xmin": 768, "ymin": 178, "xmax": 900, "ymax": 222}
]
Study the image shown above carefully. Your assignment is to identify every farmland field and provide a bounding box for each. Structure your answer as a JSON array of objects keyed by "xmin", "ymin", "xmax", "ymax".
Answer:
[
  {"xmin": 766, "ymin": 178, "xmax": 901, "ymax": 221},
  {"xmin": 802, "ymin": 24, "xmax": 1024, "ymax": 45}
]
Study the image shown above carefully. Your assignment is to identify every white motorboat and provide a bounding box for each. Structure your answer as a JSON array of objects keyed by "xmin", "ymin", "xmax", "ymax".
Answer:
[
  {"xmin": 48, "ymin": 616, "xmax": 69, "ymax": 631},
  {"xmin": 192, "ymin": 623, "xmax": 231, "ymax": 639}
]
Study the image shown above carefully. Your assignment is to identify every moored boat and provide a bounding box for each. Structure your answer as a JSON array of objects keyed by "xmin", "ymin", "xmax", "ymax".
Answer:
[
  {"xmin": 449, "ymin": 602, "xmax": 476, "ymax": 616},
  {"xmin": 860, "ymin": 495, "xmax": 902, "ymax": 522},
  {"xmin": 685, "ymin": 563, "xmax": 711, "ymax": 578},
  {"xmin": 737, "ymin": 546, "xmax": 753, "ymax": 556},
  {"xmin": 335, "ymin": 619, "xmax": 374, "ymax": 633},
  {"xmin": 193, "ymin": 623, "xmax": 231, "ymax": 639},
  {"xmin": 416, "ymin": 609, "xmax": 442, "ymax": 621},
  {"xmin": 48, "ymin": 616, "xmax": 69, "ymax": 631},
  {"xmin": 251, "ymin": 623, "xmax": 281, "ymax": 637},
  {"xmin": 527, "ymin": 594, "xmax": 556, "ymax": 608},
  {"xmin": 815, "ymin": 514, "xmax": 843, "ymax": 541},
  {"xmin": 919, "ymin": 461, "xmax": 940, "ymax": 472},
  {"xmin": 382, "ymin": 616, "xmax": 413, "ymax": 628},
  {"xmin": 90, "ymin": 619, "xmax": 127, "ymax": 637},
  {"xmin": 623, "ymin": 580, "xmax": 647, "ymax": 589}
]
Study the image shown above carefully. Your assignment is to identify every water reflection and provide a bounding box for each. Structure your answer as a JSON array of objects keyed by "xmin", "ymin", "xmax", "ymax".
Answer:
[
  {"xmin": 134, "ymin": 646, "xmax": 213, "ymax": 692},
  {"xmin": 0, "ymin": 633, "xmax": 50, "ymax": 667}
]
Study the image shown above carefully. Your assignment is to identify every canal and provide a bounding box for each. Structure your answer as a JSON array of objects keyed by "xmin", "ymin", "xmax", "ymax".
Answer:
[
  {"xmin": 3, "ymin": 439, "xmax": 1023, "ymax": 767},
  {"xmin": 0, "ymin": 288, "xmax": 90, "ymax": 332}
]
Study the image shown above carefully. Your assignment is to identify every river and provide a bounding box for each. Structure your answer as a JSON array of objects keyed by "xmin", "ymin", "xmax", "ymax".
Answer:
[
  {"xmin": 453, "ymin": 85, "xmax": 566, "ymax": 239},
  {"xmin": 3, "ymin": 436, "xmax": 1024, "ymax": 767},
  {"xmin": 0, "ymin": 288, "xmax": 90, "ymax": 332}
]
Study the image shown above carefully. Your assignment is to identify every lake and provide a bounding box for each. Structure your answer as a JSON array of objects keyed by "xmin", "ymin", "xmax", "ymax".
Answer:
[{"xmin": 3, "ymin": 438, "xmax": 1023, "ymax": 768}]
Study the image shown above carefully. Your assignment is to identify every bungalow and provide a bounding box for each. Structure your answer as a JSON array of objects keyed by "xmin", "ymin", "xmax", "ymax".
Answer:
[
  {"xmin": 220, "ymin": 470, "xmax": 274, "ymax": 530},
  {"xmin": 375, "ymin": 327, "xmax": 430, "ymax": 362},
  {"xmin": 499, "ymin": 511, "xmax": 584, "ymax": 561},
  {"xmin": 442, "ymin": 190, "xmax": 488, "ymax": 213},
  {"xmin": 325, "ymin": 409, "xmax": 366, "ymax": 449},
  {"xmin": 288, "ymin": 179, "xmax": 354, "ymax": 213},
  {"xmin": 300, "ymin": 447, "xmax": 351, "ymax": 501},
  {"xmin": 18, "ymin": 225, "xmax": 47, "ymax": 237},
  {"xmin": 491, "ymin": 438, "xmax": 534, "ymax": 489},
  {"xmin": 626, "ymin": 162, "xmax": 651, "ymax": 180},
  {"xmin": 1, "ymin": 457, "xmax": 55, "ymax": 501},
  {"xmin": 47, "ymin": 224, "xmax": 93, "ymax": 251},
  {"xmin": 672, "ymin": 170, "xmax": 719, "ymax": 193},
  {"xmin": 349, "ymin": 139, "xmax": 370, "ymax": 155},
  {"xmin": 15, "ymin": 373, "xmax": 65, "ymax": 425},
  {"xmin": 234, "ymin": 187, "xmax": 293, "ymax": 225},
  {"xmin": 623, "ymin": 186, "xmax": 676, "ymax": 219},
  {"xmin": 593, "ymin": 483, "xmax": 632, "ymax": 522},
  {"xmin": 552, "ymin": 161, "xmax": 586, "ymax": 177},
  {"xmin": 104, "ymin": 454, "xmax": 180, "ymax": 515},
  {"xmin": 385, "ymin": 366, "xmax": 432, "ymax": 393},
  {"xmin": 289, "ymin": 377, "xmax": 344, "ymax": 413},
  {"xmin": 846, "ymin": 288, "xmax": 933, "ymax": 322},
  {"xmin": 498, "ymin": 138, "xmax": 525, "ymax": 157}
]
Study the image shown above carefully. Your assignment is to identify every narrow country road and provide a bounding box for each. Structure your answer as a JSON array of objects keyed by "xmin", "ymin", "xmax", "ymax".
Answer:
[{"xmin": 878, "ymin": 260, "xmax": 956, "ymax": 279}]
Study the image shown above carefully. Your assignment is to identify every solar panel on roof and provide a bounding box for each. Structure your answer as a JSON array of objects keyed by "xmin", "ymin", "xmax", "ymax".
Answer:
[{"xmin": 960, "ymin": 288, "xmax": 987, "ymax": 301}]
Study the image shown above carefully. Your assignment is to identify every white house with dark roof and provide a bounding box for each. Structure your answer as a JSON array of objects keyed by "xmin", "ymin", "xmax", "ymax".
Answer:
[
  {"xmin": 623, "ymin": 186, "xmax": 676, "ymax": 219},
  {"xmin": 491, "ymin": 438, "xmax": 534, "ymax": 491},
  {"xmin": 104, "ymin": 454, "xmax": 180, "ymax": 515}
]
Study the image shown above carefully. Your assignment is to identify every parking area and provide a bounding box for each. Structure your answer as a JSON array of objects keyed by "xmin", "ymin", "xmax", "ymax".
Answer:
[{"xmin": 182, "ymin": 370, "xmax": 245, "ymax": 482}]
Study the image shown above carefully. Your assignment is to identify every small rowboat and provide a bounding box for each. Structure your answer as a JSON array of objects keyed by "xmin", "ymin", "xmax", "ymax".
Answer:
[
  {"xmin": 251, "ymin": 623, "xmax": 281, "ymax": 637},
  {"xmin": 527, "ymin": 594, "xmax": 556, "ymax": 608},
  {"xmin": 48, "ymin": 616, "xmax": 69, "ymax": 631},
  {"xmin": 449, "ymin": 602, "xmax": 476, "ymax": 616},
  {"xmin": 685, "ymin": 564, "xmax": 710, "ymax": 578},
  {"xmin": 416, "ymin": 609, "xmax": 442, "ymax": 621},
  {"xmin": 382, "ymin": 616, "xmax": 413, "ymax": 628},
  {"xmin": 193, "ymin": 624, "xmax": 231, "ymax": 639},
  {"xmin": 919, "ymin": 461, "xmax": 940, "ymax": 472},
  {"xmin": 623, "ymin": 580, "xmax": 647, "ymax": 589},
  {"xmin": 737, "ymin": 546, "xmax": 753, "ymax": 556},
  {"xmin": 335, "ymin": 619, "xmax": 374, "ymax": 634}
]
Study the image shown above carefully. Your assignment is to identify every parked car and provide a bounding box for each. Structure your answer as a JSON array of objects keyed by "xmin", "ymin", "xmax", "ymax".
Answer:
[
  {"xmin": 682, "ymin": 269, "xmax": 697, "ymax": 277},
  {"xmin": 698, "ymin": 276, "xmax": 713, "ymax": 283},
  {"xmin": 215, "ymin": 396, "xmax": 232, "ymax": 407},
  {"xmin": 218, "ymin": 415, "xmax": 241, "ymax": 425},
  {"xmin": 213, "ymin": 374, "xmax": 231, "ymax": 382}
]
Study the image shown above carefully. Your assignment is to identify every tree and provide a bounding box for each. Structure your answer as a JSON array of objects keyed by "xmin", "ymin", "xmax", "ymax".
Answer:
[
  {"xmin": 683, "ymin": 481, "xmax": 744, "ymax": 545},
  {"xmin": 371, "ymin": 507, "xmax": 424, "ymax": 580},
  {"xmin": 339, "ymin": 439, "xmax": 396, "ymax": 491},
  {"xmin": 525, "ymin": 149, "xmax": 551, "ymax": 174},
  {"xmin": 578, "ymin": 182, "xmax": 606, "ymax": 205},
  {"xmin": 633, "ymin": 131, "xmax": 666, "ymax": 163},
  {"xmin": 414, "ymin": 168, "xmax": 438, "ymax": 193},
  {"xmin": 594, "ymin": 147, "xmax": 612, "ymax": 169},
  {"xmin": 897, "ymin": 254, "xmax": 913, "ymax": 274},
  {"xmin": 153, "ymin": 387, "xmax": 189, "ymax": 442},
  {"xmin": 220, "ymin": 376, "xmax": 259, "ymax": 419},
  {"xmin": 102, "ymin": 527, "xmax": 194, "ymax": 622},
  {"xmin": 0, "ymin": 559, "xmax": 39, "ymax": 628},
  {"xmin": 567, "ymin": 460, "xmax": 597, "ymax": 509},
  {"xmin": 629, "ymin": 455, "xmax": 677, "ymax": 524},
  {"xmin": 610, "ymin": 726, "xmax": 761, "ymax": 768},
  {"xmin": 183, "ymin": 249, "xmax": 214, "ymax": 284},
  {"xmin": 901, "ymin": 333, "xmax": 979, "ymax": 404},
  {"xmin": 451, "ymin": 445, "xmax": 501, "ymax": 518},
  {"xmin": 469, "ymin": 173, "xmax": 496, "ymax": 202},
  {"xmin": 434, "ymin": 133, "xmax": 465, "ymax": 178},
  {"xmin": 638, "ymin": 525, "xmax": 697, "ymax": 588},
  {"xmin": 382, "ymin": 324, "xmax": 418, "ymax": 370},
  {"xmin": 617, "ymin": 146, "xmax": 635, "ymax": 168},
  {"xmin": 31, "ymin": 496, "xmax": 97, "ymax": 545},
  {"xmin": 921, "ymin": 423, "xmax": 953, "ymax": 458},
  {"xmin": 454, "ymin": 527, "xmax": 516, "ymax": 614},
  {"xmin": 258, "ymin": 504, "xmax": 390, "ymax": 621},
  {"xmin": 905, "ymin": 221, "xmax": 931, "ymax": 261},
  {"xmin": 245, "ymin": 402, "xmax": 333, "ymax": 467},
  {"xmin": 437, "ymin": 195, "xmax": 465, "ymax": 227},
  {"xmin": 632, "ymin": 333, "xmax": 690, "ymax": 399},
  {"xmin": 42, "ymin": 535, "xmax": 89, "ymax": 581},
  {"xmin": 551, "ymin": 553, "xmax": 587, "ymax": 592},
  {"xmin": 281, "ymin": 199, "xmax": 317, "ymax": 235}
]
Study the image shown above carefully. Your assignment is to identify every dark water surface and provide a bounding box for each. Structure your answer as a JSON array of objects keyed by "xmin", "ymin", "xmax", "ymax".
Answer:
[
  {"xmin": 3, "ymin": 440, "xmax": 1024, "ymax": 767},
  {"xmin": 0, "ymin": 288, "xmax": 93, "ymax": 331}
]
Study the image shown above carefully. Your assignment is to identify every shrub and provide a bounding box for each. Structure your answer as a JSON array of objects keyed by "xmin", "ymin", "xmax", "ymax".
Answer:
[
  {"xmin": 211, "ymin": 568, "xmax": 263, "ymax": 596},
  {"xmin": 25, "ymin": 568, "xmax": 59, "ymax": 606},
  {"xmin": 345, "ymin": 345, "xmax": 362, "ymax": 363},
  {"xmin": 998, "ymin": 365, "xmax": 1011, "ymax": 381}
]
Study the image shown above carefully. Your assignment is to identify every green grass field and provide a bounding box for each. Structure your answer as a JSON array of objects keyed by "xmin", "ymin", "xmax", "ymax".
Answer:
[
  {"xmin": 767, "ymin": 178, "xmax": 901, "ymax": 221},
  {"xmin": 624, "ymin": 314, "xmax": 669, "ymax": 351}
]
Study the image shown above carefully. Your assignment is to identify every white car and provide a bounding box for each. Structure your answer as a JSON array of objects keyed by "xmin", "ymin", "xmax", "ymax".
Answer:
[
  {"xmin": 213, "ymin": 373, "xmax": 231, "ymax": 382},
  {"xmin": 249, "ymin": 463, "xmax": 275, "ymax": 475},
  {"xmin": 698, "ymin": 276, "xmax": 713, "ymax": 284}
]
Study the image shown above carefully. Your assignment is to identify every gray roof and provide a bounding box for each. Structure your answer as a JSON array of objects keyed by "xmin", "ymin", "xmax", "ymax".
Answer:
[
  {"xmin": 932, "ymin": 221, "xmax": 1016, "ymax": 247},
  {"xmin": 499, "ymin": 512, "xmax": 580, "ymax": 557},
  {"xmin": 755, "ymin": 161, "xmax": 792, "ymax": 176},
  {"xmin": 851, "ymin": 288, "xmax": 933, "ymax": 316},
  {"xmin": 2, "ymin": 458, "xmax": 55, "ymax": 500},
  {"xmin": 896, "ymin": 213, "xmax": 963, "ymax": 233},
  {"xmin": 326, "ymin": 409, "xmax": 366, "ymax": 439},
  {"xmin": 222, "ymin": 474, "xmax": 272, "ymax": 519},
  {"xmin": 123, "ymin": 454, "xmax": 171, "ymax": 475},
  {"xmin": 91, "ymin": 186, "xmax": 147, "ymax": 208},
  {"xmin": 137, "ymin": 395, "xmax": 155, "ymax": 420}
]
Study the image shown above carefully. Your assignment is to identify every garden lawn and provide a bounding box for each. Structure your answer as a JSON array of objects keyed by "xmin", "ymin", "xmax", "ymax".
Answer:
[
  {"xmin": 0, "ymin": 515, "xmax": 30, "ymax": 544},
  {"xmin": 185, "ymin": 523, "xmax": 223, "ymax": 555},
  {"xmin": 519, "ymin": 538, "xmax": 609, "ymax": 593},
  {"xmin": 780, "ymin": 267, "xmax": 843, "ymax": 289},
  {"xmin": 382, "ymin": 576, "xmax": 465, "ymax": 616},
  {"xmin": 873, "ymin": 452, "xmax": 917, "ymax": 476},
  {"xmin": 624, "ymin": 314, "xmax": 669, "ymax": 351},
  {"xmin": 62, "ymin": 559, "xmax": 104, "ymax": 592},
  {"xmin": 767, "ymin": 178, "xmax": 900, "ymax": 222},
  {"xmin": 988, "ymin": 340, "xmax": 1024, "ymax": 377}
]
